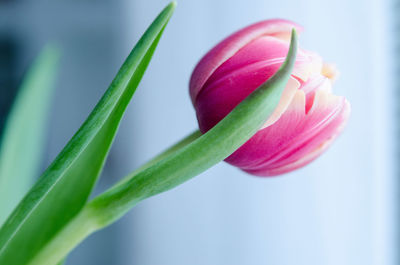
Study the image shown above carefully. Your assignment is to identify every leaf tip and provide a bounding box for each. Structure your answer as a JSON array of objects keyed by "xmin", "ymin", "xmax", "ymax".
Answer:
[
  {"xmin": 281, "ymin": 28, "xmax": 298, "ymax": 72},
  {"xmin": 290, "ymin": 28, "xmax": 298, "ymax": 48},
  {"xmin": 166, "ymin": 1, "xmax": 177, "ymax": 13},
  {"xmin": 170, "ymin": 1, "xmax": 178, "ymax": 8}
]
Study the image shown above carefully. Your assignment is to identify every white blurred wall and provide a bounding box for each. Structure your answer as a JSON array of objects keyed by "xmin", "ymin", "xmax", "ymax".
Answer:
[{"xmin": 111, "ymin": 0, "xmax": 398, "ymax": 265}]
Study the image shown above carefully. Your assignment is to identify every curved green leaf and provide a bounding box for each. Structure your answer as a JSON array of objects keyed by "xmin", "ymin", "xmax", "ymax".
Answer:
[
  {"xmin": 0, "ymin": 47, "xmax": 59, "ymax": 226},
  {"xmin": 0, "ymin": 2, "xmax": 176, "ymax": 265},
  {"xmin": 27, "ymin": 29, "xmax": 298, "ymax": 265}
]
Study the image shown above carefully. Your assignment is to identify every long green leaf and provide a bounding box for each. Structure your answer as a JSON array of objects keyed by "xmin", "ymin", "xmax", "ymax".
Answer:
[
  {"xmin": 27, "ymin": 29, "xmax": 298, "ymax": 265},
  {"xmin": 0, "ymin": 2, "xmax": 176, "ymax": 265},
  {"xmin": 0, "ymin": 47, "xmax": 59, "ymax": 225}
]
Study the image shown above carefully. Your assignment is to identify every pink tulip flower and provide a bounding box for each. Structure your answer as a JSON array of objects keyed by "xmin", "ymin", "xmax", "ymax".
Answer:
[{"xmin": 190, "ymin": 19, "xmax": 350, "ymax": 176}]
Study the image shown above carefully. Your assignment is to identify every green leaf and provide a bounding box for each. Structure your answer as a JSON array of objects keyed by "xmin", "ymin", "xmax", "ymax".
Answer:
[
  {"xmin": 0, "ymin": 46, "xmax": 59, "ymax": 225},
  {"xmin": 27, "ymin": 29, "xmax": 298, "ymax": 265},
  {"xmin": 0, "ymin": 2, "xmax": 176, "ymax": 265},
  {"xmin": 56, "ymin": 258, "xmax": 65, "ymax": 265}
]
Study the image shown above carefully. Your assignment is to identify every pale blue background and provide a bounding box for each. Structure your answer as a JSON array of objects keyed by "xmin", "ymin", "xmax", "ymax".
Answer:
[{"xmin": 1, "ymin": 0, "xmax": 397, "ymax": 264}]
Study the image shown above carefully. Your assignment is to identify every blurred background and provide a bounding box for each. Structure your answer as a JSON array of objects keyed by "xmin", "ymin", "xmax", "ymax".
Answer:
[{"xmin": 0, "ymin": 0, "xmax": 398, "ymax": 264}]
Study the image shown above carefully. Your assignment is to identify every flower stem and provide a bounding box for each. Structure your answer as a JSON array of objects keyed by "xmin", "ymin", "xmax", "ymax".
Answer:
[
  {"xmin": 115, "ymin": 130, "xmax": 202, "ymax": 188},
  {"xmin": 27, "ymin": 207, "xmax": 99, "ymax": 265}
]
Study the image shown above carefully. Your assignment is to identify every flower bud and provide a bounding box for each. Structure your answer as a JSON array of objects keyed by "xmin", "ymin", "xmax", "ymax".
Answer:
[{"xmin": 190, "ymin": 19, "xmax": 350, "ymax": 176}]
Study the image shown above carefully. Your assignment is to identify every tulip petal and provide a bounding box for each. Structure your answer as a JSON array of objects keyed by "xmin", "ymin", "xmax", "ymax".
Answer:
[
  {"xmin": 301, "ymin": 74, "xmax": 331, "ymax": 113},
  {"xmin": 203, "ymin": 36, "xmax": 321, "ymax": 89},
  {"xmin": 195, "ymin": 36, "xmax": 326, "ymax": 132},
  {"xmin": 195, "ymin": 61, "xmax": 301, "ymax": 133},
  {"xmin": 225, "ymin": 88, "xmax": 350, "ymax": 176},
  {"xmin": 190, "ymin": 18, "xmax": 350, "ymax": 177},
  {"xmin": 189, "ymin": 19, "xmax": 302, "ymax": 104}
]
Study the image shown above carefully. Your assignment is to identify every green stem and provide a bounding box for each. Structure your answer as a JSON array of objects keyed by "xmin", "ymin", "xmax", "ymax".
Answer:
[
  {"xmin": 28, "ymin": 208, "xmax": 99, "ymax": 265},
  {"xmin": 115, "ymin": 130, "xmax": 201, "ymax": 188}
]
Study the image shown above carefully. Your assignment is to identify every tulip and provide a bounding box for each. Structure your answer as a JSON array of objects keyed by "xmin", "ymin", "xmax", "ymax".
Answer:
[{"xmin": 189, "ymin": 19, "xmax": 350, "ymax": 176}]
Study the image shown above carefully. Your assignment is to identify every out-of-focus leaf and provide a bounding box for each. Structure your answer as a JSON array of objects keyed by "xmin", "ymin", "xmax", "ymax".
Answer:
[
  {"xmin": 0, "ymin": 2, "xmax": 176, "ymax": 265},
  {"xmin": 0, "ymin": 47, "xmax": 59, "ymax": 225},
  {"xmin": 27, "ymin": 29, "xmax": 298, "ymax": 265}
]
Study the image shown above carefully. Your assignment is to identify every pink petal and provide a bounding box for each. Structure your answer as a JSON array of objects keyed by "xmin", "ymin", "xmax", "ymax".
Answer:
[
  {"xmin": 189, "ymin": 19, "xmax": 302, "ymax": 104},
  {"xmin": 225, "ymin": 87, "xmax": 350, "ymax": 176},
  {"xmin": 301, "ymin": 75, "xmax": 331, "ymax": 113},
  {"xmin": 195, "ymin": 59, "xmax": 300, "ymax": 133},
  {"xmin": 195, "ymin": 36, "xmax": 322, "ymax": 132},
  {"xmin": 202, "ymin": 36, "xmax": 321, "ymax": 89}
]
